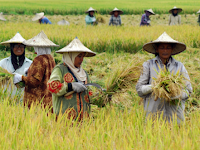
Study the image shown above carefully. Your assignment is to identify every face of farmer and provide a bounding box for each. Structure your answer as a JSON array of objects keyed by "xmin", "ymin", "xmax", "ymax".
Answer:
[
  {"xmin": 74, "ymin": 52, "xmax": 86, "ymax": 68},
  {"xmin": 114, "ymin": 11, "xmax": 119, "ymax": 17},
  {"xmin": 156, "ymin": 43, "xmax": 173, "ymax": 62},
  {"xmin": 145, "ymin": 11, "xmax": 151, "ymax": 16},
  {"xmin": 13, "ymin": 43, "xmax": 25, "ymax": 56},
  {"xmin": 89, "ymin": 11, "xmax": 94, "ymax": 16},
  {"xmin": 173, "ymin": 9, "xmax": 178, "ymax": 14}
]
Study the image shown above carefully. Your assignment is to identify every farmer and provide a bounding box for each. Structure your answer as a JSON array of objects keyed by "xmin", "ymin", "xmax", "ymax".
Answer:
[
  {"xmin": 13, "ymin": 31, "xmax": 58, "ymax": 112},
  {"xmin": 197, "ymin": 10, "xmax": 200, "ymax": 26},
  {"xmin": 0, "ymin": 32, "xmax": 32, "ymax": 99},
  {"xmin": 32, "ymin": 12, "xmax": 52, "ymax": 24},
  {"xmin": 169, "ymin": 6, "xmax": 182, "ymax": 25},
  {"xmin": 47, "ymin": 37, "xmax": 96, "ymax": 121},
  {"xmin": 85, "ymin": 7, "xmax": 97, "ymax": 25},
  {"xmin": 109, "ymin": 7, "xmax": 123, "ymax": 26},
  {"xmin": 140, "ymin": 9, "xmax": 155, "ymax": 26},
  {"xmin": 136, "ymin": 32, "xmax": 192, "ymax": 124}
]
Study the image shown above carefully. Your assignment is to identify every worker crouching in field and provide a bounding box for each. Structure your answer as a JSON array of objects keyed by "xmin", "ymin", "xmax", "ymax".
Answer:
[
  {"xmin": 48, "ymin": 37, "xmax": 96, "ymax": 121},
  {"xmin": 140, "ymin": 9, "xmax": 155, "ymax": 26},
  {"xmin": 85, "ymin": 7, "xmax": 97, "ymax": 25},
  {"xmin": 32, "ymin": 12, "xmax": 52, "ymax": 24},
  {"xmin": 197, "ymin": 10, "xmax": 200, "ymax": 26},
  {"xmin": 109, "ymin": 7, "xmax": 123, "ymax": 26},
  {"xmin": 13, "ymin": 31, "xmax": 58, "ymax": 112},
  {"xmin": 136, "ymin": 32, "xmax": 192, "ymax": 124},
  {"xmin": 0, "ymin": 33, "xmax": 32, "ymax": 100},
  {"xmin": 169, "ymin": 6, "xmax": 182, "ymax": 26}
]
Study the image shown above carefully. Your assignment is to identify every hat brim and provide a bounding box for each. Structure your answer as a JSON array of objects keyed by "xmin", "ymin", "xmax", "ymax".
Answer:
[
  {"xmin": 144, "ymin": 10, "xmax": 155, "ymax": 15},
  {"xmin": 109, "ymin": 10, "xmax": 123, "ymax": 15},
  {"xmin": 32, "ymin": 14, "xmax": 44, "ymax": 21},
  {"xmin": 143, "ymin": 41, "xmax": 186, "ymax": 55},
  {"xmin": 56, "ymin": 50, "xmax": 96, "ymax": 57},
  {"xmin": 1, "ymin": 41, "xmax": 25, "ymax": 47},
  {"xmin": 85, "ymin": 10, "xmax": 97, "ymax": 13},
  {"xmin": 169, "ymin": 8, "xmax": 182, "ymax": 13}
]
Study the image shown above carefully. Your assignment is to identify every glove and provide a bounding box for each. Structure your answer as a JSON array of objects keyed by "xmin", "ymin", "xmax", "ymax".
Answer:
[
  {"xmin": 24, "ymin": 67, "xmax": 29, "ymax": 76},
  {"xmin": 13, "ymin": 73, "xmax": 22, "ymax": 84},
  {"xmin": 72, "ymin": 82, "xmax": 87, "ymax": 93},
  {"xmin": 147, "ymin": 20, "xmax": 151, "ymax": 24},
  {"xmin": 141, "ymin": 85, "xmax": 153, "ymax": 95}
]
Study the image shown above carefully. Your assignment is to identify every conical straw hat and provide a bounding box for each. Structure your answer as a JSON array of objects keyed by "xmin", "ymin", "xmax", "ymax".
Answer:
[
  {"xmin": 0, "ymin": 12, "xmax": 6, "ymax": 21},
  {"xmin": 109, "ymin": 7, "xmax": 123, "ymax": 15},
  {"xmin": 144, "ymin": 9, "xmax": 155, "ymax": 15},
  {"xmin": 56, "ymin": 37, "xmax": 96, "ymax": 57},
  {"xmin": 197, "ymin": 9, "xmax": 200, "ymax": 14},
  {"xmin": 32, "ymin": 12, "xmax": 44, "ymax": 21},
  {"xmin": 169, "ymin": 6, "xmax": 182, "ymax": 13},
  {"xmin": 57, "ymin": 19, "xmax": 70, "ymax": 25},
  {"xmin": 85, "ymin": 7, "xmax": 97, "ymax": 13},
  {"xmin": 143, "ymin": 32, "xmax": 186, "ymax": 55},
  {"xmin": 23, "ymin": 31, "xmax": 59, "ymax": 47},
  {"xmin": 1, "ymin": 32, "xmax": 25, "ymax": 47}
]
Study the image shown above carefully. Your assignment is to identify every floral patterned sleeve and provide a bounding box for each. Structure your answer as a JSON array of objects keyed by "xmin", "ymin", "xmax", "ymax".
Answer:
[{"xmin": 47, "ymin": 67, "xmax": 69, "ymax": 97}]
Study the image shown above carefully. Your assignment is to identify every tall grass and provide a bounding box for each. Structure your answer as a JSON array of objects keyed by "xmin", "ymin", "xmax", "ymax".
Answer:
[{"xmin": 0, "ymin": 23, "xmax": 200, "ymax": 53}]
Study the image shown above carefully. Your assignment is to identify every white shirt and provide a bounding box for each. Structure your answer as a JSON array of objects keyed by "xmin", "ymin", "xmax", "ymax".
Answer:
[{"xmin": 0, "ymin": 56, "xmax": 32, "ymax": 75}]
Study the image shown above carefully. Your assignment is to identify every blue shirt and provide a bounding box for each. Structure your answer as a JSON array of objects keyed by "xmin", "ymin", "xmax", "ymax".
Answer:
[{"xmin": 41, "ymin": 17, "xmax": 52, "ymax": 24}]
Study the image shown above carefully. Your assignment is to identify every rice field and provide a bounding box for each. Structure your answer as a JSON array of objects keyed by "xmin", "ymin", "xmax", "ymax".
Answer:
[
  {"xmin": 0, "ymin": 7, "xmax": 200, "ymax": 149},
  {"xmin": 0, "ymin": 0, "xmax": 200, "ymax": 15}
]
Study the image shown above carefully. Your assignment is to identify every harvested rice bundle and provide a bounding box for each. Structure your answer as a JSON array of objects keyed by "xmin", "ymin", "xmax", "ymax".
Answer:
[
  {"xmin": 96, "ymin": 15, "xmax": 106, "ymax": 24},
  {"xmin": 90, "ymin": 58, "xmax": 143, "ymax": 107},
  {"xmin": 0, "ymin": 67, "xmax": 25, "ymax": 89},
  {"xmin": 0, "ymin": 67, "xmax": 13, "ymax": 88},
  {"xmin": 152, "ymin": 65, "xmax": 187, "ymax": 102}
]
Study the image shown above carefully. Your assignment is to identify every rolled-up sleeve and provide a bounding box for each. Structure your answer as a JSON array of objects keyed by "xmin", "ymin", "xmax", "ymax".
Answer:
[{"xmin": 136, "ymin": 61, "xmax": 150, "ymax": 98}]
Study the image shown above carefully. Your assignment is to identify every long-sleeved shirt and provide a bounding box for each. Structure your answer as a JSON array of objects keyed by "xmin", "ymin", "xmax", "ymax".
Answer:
[
  {"xmin": 41, "ymin": 17, "xmax": 52, "ymax": 24},
  {"xmin": 169, "ymin": 14, "xmax": 181, "ymax": 25},
  {"xmin": 85, "ymin": 15, "xmax": 96, "ymax": 25},
  {"xmin": 140, "ymin": 14, "xmax": 150, "ymax": 26},
  {"xmin": 136, "ymin": 56, "xmax": 192, "ymax": 124},
  {"xmin": 0, "ymin": 56, "xmax": 32, "ymax": 100},
  {"xmin": 22, "ymin": 54, "xmax": 55, "ymax": 111},
  {"xmin": 109, "ymin": 15, "xmax": 121, "ymax": 26}
]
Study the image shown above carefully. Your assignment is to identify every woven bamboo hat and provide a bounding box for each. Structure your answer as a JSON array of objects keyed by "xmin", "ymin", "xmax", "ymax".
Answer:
[
  {"xmin": 143, "ymin": 32, "xmax": 186, "ymax": 55},
  {"xmin": 144, "ymin": 9, "xmax": 155, "ymax": 15},
  {"xmin": 23, "ymin": 31, "xmax": 59, "ymax": 47},
  {"xmin": 57, "ymin": 19, "xmax": 70, "ymax": 25},
  {"xmin": 169, "ymin": 6, "xmax": 182, "ymax": 13},
  {"xmin": 85, "ymin": 7, "xmax": 97, "ymax": 13},
  {"xmin": 56, "ymin": 37, "xmax": 96, "ymax": 57},
  {"xmin": 32, "ymin": 12, "xmax": 44, "ymax": 21},
  {"xmin": 1, "ymin": 32, "xmax": 25, "ymax": 47},
  {"xmin": 109, "ymin": 7, "xmax": 123, "ymax": 15},
  {"xmin": 197, "ymin": 10, "xmax": 200, "ymax": 14},
  {"xmin": 0, "ymin": 12, "xmax": 6, "ymax": 21}
]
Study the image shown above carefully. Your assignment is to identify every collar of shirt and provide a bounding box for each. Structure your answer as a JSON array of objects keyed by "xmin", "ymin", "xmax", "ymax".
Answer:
[{"xmin": 153, "ymin": 56, "xmax": 177, "ymax": 67}]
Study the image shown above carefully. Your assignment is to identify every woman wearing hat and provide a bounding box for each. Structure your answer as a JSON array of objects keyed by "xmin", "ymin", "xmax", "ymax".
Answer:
[
  {"xmin": 0, "ymin": 33, "xmax": 32, "ymax": 100},
  {"xmin": 136, "ymin": 32, "xmax": 192, "ymax": 124},
  {"xmin": 47, "ymin": 37, "xmax": 96, "ymax": 121},
  {"xmin": 13, "ymin": 31, "xmax": 58, "ymax": 112},
  {"xmin": 32, "ymin": 12, "xmax": 52, "ymax": 24},
  {"xmin": 140, "ymin": 9, "xmax": 155, "ymax": 26},
  {"xmin": 169, "ymin": 6, "xmax": 182, "ymax": 25},
  {"xmin": 85, "ymin": 7, "xmax": 97, "ymax": 25},
  {"xmin": 109, "ymin": 7, "xmax": 123, "ymax": 26},
  {"xmin": 197, "ymin": 10, "xmax": 200, "ymax": 26}
]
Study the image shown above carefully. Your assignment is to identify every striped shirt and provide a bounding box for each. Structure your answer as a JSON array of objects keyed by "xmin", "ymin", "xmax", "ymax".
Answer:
[{"xmin": 109, "ymin": 15, "xmax": 121, "ymax": 26}]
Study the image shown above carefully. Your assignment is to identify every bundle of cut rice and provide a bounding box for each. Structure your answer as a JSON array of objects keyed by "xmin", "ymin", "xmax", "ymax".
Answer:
[{"xmin": 152, "ymin": 65, "xmax": 187, "ymax": 102}]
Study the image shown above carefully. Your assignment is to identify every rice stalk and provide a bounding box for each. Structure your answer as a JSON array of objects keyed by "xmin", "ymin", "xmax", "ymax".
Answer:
[
  {"xmin": 152, "ymin": 65, "xmax": 188, "ymax": 103},
  {"xmin": 0, "ymin": 67, "xmax": 14, "ymax": 89}
]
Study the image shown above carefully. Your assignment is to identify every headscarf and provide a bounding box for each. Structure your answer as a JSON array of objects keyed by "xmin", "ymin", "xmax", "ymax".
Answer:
[
  {"xmin": 62, "ymin": 52, "xmax": 86, "ymax": 82},
  {"xmin": 34, "ymin": 47, "xmax": 51, "ymax": 56},
  {"xmin": 10, "ymin": 43, "xmax": 25, "ymax": 70}
]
